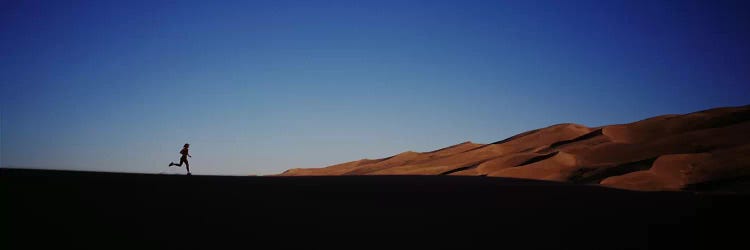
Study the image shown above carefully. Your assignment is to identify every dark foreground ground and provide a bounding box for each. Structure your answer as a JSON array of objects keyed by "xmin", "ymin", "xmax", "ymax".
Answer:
[{"xmin": 1, "ymin": 169, "xmax": 748, "ymax": 249}]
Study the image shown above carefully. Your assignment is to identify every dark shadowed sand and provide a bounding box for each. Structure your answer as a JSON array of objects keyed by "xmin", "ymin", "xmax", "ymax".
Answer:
[{"xmin": 2, "ymin": 169, "xmax": 748, "ymax": 249}]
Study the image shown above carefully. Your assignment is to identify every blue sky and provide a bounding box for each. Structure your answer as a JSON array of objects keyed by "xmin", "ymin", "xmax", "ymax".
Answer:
[{"xmin": 2, "ymin": 0, "xmax": 749, "ymax": 175}]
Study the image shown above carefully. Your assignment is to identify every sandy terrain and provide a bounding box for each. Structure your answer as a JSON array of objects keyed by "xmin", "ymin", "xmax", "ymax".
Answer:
[
  {"xmin": 281, "ymin": 105, "xmax": 750, "ymax": 191},
  {"xmin": 4, "ymin": 168, "xmax": 745, "ymax": 249}
]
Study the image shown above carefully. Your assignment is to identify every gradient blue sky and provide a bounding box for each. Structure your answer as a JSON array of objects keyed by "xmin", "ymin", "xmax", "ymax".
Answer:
[{"xmin": 2, "ymin": 0, "xmax": 749, "ymax": 175}]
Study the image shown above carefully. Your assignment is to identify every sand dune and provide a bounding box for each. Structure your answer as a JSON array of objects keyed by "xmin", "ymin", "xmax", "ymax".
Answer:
[{"xmin": 279, "ymin": 105, "xmax": 750, "ymax": 191}]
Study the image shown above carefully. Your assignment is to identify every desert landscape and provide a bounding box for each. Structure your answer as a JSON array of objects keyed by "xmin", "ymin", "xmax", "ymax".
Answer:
[
  {"xmin": 4, "ymin": 105, "xmax": 750, "ymax": 249},
  {"xmin": 4, "ymin": 1, "xmax": 749, "ymax": 249},
  {"xmin": 281, "ymin": 105, "xmax": 750, "ymax": 192}
]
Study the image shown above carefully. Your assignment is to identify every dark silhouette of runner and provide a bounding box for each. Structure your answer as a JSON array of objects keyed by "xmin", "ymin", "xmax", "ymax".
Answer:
[{"xmin": 169, "ymin": 143, "xmax": 192, "ymax": 175}]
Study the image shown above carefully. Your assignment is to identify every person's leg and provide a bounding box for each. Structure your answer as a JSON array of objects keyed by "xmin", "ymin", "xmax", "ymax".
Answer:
[{"xmin": 185, "ymin": 160, "xmax": 190, "ymax": 174}]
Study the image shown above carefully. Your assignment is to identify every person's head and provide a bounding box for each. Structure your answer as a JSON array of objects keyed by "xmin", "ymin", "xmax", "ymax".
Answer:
[{"xmin": 184, "ymin": 143, "xmax": 190, "ymax": 148}]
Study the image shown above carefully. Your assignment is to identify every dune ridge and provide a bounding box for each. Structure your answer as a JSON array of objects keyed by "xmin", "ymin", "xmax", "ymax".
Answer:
[{"xmin": 279, "ymin": 105, "xmax": 750, "ymax": 191}]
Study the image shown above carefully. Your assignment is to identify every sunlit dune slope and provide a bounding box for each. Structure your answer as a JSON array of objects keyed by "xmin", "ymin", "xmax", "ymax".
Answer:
[{"xmin": 279, "ymin": 105, "xmax": 750, "ymax": 191}]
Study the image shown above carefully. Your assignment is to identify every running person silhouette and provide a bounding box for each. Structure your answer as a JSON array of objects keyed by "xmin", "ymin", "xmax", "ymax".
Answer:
[{"xmin": 169, "ymin": 143, "xmax": 192, "ymax": 175}]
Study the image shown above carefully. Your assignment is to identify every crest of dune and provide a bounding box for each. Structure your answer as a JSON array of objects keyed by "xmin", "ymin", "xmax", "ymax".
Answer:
[
  {"xmin": 278, "ymin": 105, "xmax": 750, "ymax": 191},
  {"xmin": 600, "ymin": 153, "xmax": 710, "ymax": 191},
  {"xmin": 488, "ymin": 151, "xmax": 578, "ymax": 181}
]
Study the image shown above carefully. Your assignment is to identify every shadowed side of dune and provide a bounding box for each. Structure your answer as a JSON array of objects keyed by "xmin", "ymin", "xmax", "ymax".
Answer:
[{"xmin": 5, "ymin": 169, "xmax": 745, "ymax": 249}]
